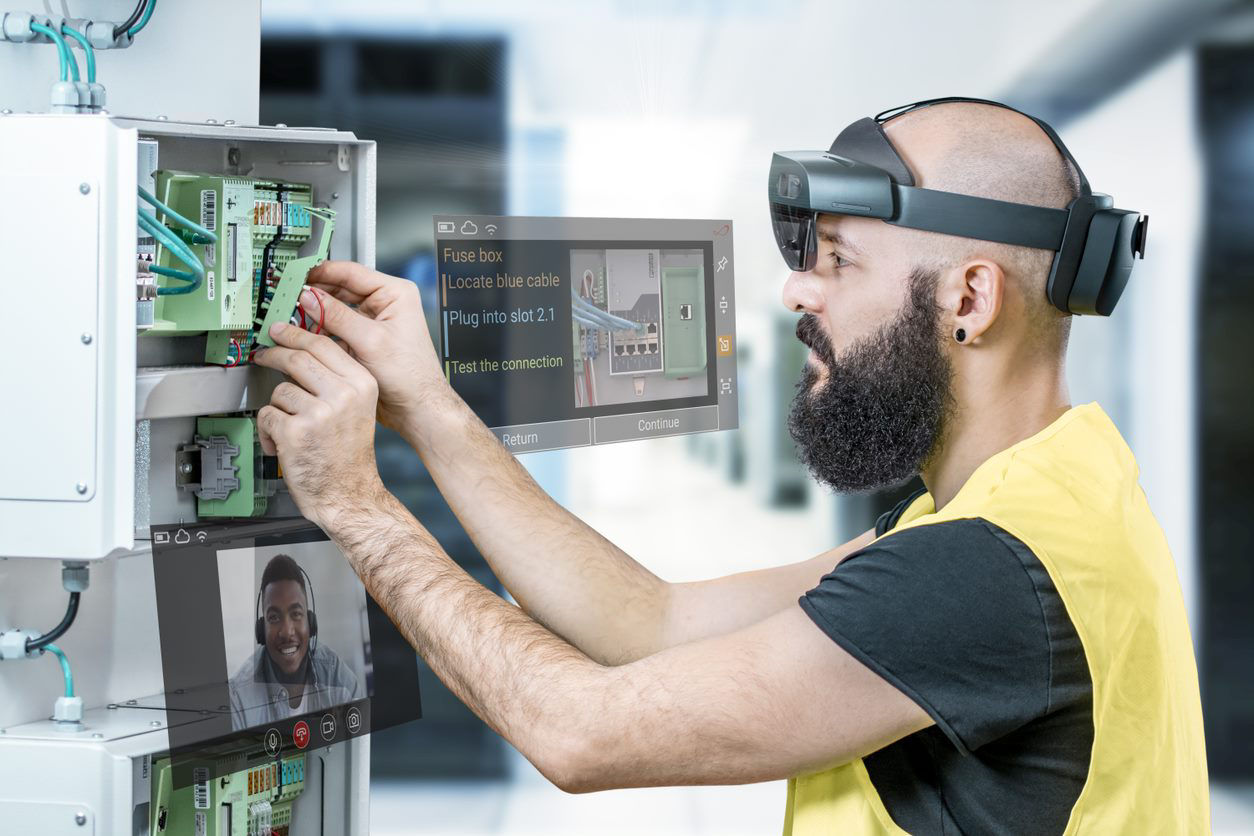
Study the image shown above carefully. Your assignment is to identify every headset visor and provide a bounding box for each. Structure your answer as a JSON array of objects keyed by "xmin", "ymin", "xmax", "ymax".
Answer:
[{"xmin": 768, "ymin": 139, "xmax": 1071, "ymax": 273}]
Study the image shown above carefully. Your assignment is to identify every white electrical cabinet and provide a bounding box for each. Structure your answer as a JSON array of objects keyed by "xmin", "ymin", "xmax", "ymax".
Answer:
[
  {"xmin": 0, "ymin": 709, "xmax": 370, "ymax": 834},
  {"xmin": 0, "ymin": 114, "xmax": 376, "ymax": 560},
  {"xmin": 0, "ymin": 113, "xmax": 377, "ymax": 834}
]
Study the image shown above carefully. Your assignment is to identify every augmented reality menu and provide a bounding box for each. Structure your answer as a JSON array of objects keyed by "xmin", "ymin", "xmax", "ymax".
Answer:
[{"xmin": 435, "ymin": 216, "xmax": 738, "ymax": 452}]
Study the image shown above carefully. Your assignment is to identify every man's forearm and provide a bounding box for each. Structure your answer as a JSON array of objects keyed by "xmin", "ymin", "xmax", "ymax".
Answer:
[
  {"xmin": 396, "ymin": 382, "xmax": 671, "ymax": 664},
  {"xmin": 325, "ymin": 484, "xmax": 601, "ymax": 780}
]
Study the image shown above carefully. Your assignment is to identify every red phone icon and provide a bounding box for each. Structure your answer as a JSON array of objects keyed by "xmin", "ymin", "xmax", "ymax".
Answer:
[{"xmin": 293, "ymin": 720, "xmax": 310, "ymax": 749}]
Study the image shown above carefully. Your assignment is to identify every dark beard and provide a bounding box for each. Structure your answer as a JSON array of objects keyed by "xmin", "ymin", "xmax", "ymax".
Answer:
[{"xmin": 787, "ymin": 267, "xmax": 953, "ymax": 493}]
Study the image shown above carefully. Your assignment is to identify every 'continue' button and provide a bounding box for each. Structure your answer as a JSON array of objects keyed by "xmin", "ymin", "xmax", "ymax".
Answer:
[{"xmin": 594, "ymin": 406, "xmax": 718, "ymax": 444}]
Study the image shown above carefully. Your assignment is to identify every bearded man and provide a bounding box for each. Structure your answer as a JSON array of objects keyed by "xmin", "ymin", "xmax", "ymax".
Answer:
[{"xmin": 251, "ymin": 99, "xmax": 1209, "ymax": 834}]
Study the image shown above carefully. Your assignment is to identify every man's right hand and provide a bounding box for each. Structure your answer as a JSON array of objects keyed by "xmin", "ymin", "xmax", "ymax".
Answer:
[{"xmin": 300, "ymin": 261, "xmax": 448, "ymax": 435}]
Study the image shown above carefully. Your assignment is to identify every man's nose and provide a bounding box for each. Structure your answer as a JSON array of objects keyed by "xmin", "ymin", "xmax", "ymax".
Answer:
[{"xmin": 781, "ymin": 270, "xmax": 824, "ymax": 315}]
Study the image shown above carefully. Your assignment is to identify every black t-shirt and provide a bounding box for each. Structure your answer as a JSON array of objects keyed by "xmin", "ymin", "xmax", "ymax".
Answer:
[{"xmin": 798, "ymin": 490, "xmax": 1094, "ymax": 835}]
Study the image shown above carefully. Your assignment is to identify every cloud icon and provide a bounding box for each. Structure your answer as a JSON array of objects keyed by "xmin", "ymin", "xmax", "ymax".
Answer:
[{"xmin": 460, "ymin": 220, "xmax": 478, "ymax": 234}]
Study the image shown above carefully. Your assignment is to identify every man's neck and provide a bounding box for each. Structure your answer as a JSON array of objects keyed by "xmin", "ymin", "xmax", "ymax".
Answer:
[{"xmin": 922, "ymin": 360, "xmax": 1070, "ymax": 510}]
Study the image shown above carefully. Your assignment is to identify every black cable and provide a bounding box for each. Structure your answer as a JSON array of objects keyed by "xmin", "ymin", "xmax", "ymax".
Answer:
[
  {"xmin": 25, "ymin": 592, "xmax": 81, "ymax": 653},
  {"xmin": 113, "ymin": 0, "xmax": 148, "ymax": 41}
]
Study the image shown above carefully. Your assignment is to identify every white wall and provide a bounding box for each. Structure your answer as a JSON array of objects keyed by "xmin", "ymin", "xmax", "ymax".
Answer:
[{"xmin": 0, "ymin": 0, "xmax": 259, "ymax": 122}]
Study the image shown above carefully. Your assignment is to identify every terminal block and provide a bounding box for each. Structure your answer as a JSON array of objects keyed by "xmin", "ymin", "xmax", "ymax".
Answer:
[
  {"xmin": 661, "ymin": 265, "xmax": 707, "ymax": 378},
  {"xmin": 145, "ymin": 172, "xmax": 333, "ymax": 365},
  {"xmin": 151, "ymin": 754, "xmax": 306, "ymax": 836},
  {"xmin": 176, "ymin": 416, "xmax": 273, "ymax": 518}
]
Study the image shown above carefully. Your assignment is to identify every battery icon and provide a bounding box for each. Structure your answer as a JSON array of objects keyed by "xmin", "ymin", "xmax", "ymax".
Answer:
[{"xmin": 436, "ymin": 221, "xmax": 456, "ymax": 234}]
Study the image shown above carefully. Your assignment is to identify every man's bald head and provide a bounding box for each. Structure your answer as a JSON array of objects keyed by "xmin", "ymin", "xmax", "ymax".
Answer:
[{"xmin": 883, "ymin": 102, "xmax": 1082, "ymax": 348}]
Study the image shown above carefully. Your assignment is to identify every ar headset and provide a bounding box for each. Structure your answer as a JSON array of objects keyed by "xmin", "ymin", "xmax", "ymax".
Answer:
[
  {"xmin": 768, "ymin": 96, "xmax": 1149, "ymax": 316},
  {"xmin": 255, "ymin": 564, "xmax": 318, "ymax": 651}
]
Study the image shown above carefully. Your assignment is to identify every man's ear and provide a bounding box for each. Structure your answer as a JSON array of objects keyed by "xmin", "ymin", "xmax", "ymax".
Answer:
[{"xmin": 943, "ymin": 259, "xmax": 1004, "ymax": 344}]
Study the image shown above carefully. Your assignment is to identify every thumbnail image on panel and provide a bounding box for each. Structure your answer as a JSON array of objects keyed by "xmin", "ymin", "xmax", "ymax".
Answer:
[{"xmin": 571, "ymin": 248, "xmax": 709, "ymax": 408}]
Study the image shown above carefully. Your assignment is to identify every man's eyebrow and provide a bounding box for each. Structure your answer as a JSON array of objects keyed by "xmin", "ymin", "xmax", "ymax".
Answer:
[{"xmin": 816, "ymin": 227, "xmax": 864, "ymax": 257}]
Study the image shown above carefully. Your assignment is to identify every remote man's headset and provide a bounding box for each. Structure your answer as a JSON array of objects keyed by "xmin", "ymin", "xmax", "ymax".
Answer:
[
  {"xmin": 768, "ymin": 96, "xmax": 1149, "ymax": 316},
  {"xmin": 255, "ymin": 560, "xmax": 318, "ymax": 650}
]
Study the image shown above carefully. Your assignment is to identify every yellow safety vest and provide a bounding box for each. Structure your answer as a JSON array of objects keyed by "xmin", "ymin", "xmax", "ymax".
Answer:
[{"xmin": 783, "ymin": 403, "xmax": 1209, "ymax": 834}]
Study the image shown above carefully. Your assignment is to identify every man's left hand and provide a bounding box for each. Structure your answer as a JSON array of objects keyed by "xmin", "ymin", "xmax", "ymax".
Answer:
[{"xmin": 253, "ymin": 317, "xmax": 385, "ymax": 529}]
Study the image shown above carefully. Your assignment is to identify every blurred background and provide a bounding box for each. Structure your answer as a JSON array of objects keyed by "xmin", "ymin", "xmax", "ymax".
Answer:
[{"xmin": 257, "ymin": 0, "xmax": 1254, "ymax": 832}]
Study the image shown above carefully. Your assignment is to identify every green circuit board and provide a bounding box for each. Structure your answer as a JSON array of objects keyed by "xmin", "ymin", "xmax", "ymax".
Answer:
[
  {"xmin": 144, "ymin": 172, "xmax": 334, "ymax": 365},
  {"xmin": 150, "ymin": 753, "xmax": 306, "ymax": 836}
]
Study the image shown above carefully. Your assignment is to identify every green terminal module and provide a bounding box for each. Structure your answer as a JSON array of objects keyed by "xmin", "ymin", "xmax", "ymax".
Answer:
[
  {"xmin": 661, "ymin": 265, "xmax": 707, "ymax": 378},
  {"xmin": 150, "ymin": 754, "xmax": 306, "ymax": 836},
  {"xmin": 178, "ymin": 415, "xmax": 273, "ymax": 518},
  {"xmin": 145, "ymin": 172, "xmax": 335, "ymax": 365}
]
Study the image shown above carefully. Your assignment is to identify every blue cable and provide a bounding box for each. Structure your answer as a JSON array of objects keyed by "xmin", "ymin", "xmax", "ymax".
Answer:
[
  {"xmin": 571, "ymin": 291, "xmax": 635, "ymax": 327},
  {"xmin": 138, "ymin": 185, "xmax": 217, "ymax": 243},
  {"xmin": 573, "ymin": 311, "xmax": 609, "ymax": 331},
  {"xmin": 571, "ymin": 292, "xmax": 644, "ymax": 331},
  {"xmin": 60, "ymin": 24, "xmax": 96, "ymax": 84},
  {"xmin": 42, "ymin": 643, "xmax": 73, "ymax": 698},
  {"xmin": 28, "ymin": 23, "xmax": 70, "ymax": 82},
  {"xmin": 137, "ymin": 209, "xmax": 203, "ymax": 273},
  {"xmin": 129, "ymin": 0, "xmax": 156, "ymax": 37}
]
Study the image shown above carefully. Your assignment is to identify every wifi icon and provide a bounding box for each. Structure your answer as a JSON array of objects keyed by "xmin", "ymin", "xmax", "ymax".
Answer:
[{"xmin": 485, "ymin": 224, "xmax": 498, "ymax": 236}]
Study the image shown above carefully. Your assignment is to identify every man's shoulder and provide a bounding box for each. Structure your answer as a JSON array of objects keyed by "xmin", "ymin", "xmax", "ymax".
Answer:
[
  {"xmin": 310, "ymin": 644, "xmax": 357, "ymax": 681},
  {"xmin": 861, "ymin": 516, "xmax": 1028, "ymax": 571}
]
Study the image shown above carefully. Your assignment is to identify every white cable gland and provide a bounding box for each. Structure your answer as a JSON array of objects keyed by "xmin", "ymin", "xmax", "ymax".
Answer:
[
  {"xmin": 84, "ymin": 19, "xmax": 130, "ymax": 50},
  {"xmin": 50, "ymin": 80, "xmax": 78, "ymax": 114},
  {"xmin": 87, "ymin": 82, "xmax": 106, "ymax": 112},
  {"xmin": 54, "ymin": 695, "xmax": 83, "ymax": 725},
  {"xmin": 73, "ymin": 81, "xmax": 91, "ymax": 112},
  {"xmin": 1, "ymin": 12, "xmax": 41, "ymax": 43},
  {"xmin": 0, "ymin": 629, "xmax": 40, "ymax": 661}
]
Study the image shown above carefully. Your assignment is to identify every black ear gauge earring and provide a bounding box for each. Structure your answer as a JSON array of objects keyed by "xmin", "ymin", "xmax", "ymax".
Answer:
[{"xmin": 955, "ymin": 328, "xmax": 966, "ymax": 343}]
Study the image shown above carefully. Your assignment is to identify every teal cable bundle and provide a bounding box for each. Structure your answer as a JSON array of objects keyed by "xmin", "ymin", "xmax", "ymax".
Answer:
[
  {"xmin": 138, "ymin": 208, "xmax": 205, "ymax": 295},
  {"xmin": 27, "ymin": 22, "xmax": 71, "ymax": 82},
  {"xmin": 137, "ymin": 209, "xmax": 203, "ymax": 274},
  {"xmin": 42, "ymin": 643, "xmax": 74, "ymax": 698},
  {"xmin": 59, "ymin": 24, "xmax": 96, "ymax": 84},
  {"xmin": 139, "ymin": 186, "xmax": 217, "ymax": 243}
]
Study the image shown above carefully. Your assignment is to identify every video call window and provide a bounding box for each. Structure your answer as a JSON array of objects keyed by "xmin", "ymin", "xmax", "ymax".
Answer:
[
  {"xmin": 218, "ymin": 543, "xmax": 370, "ymax": 731},
  {"xmin": 151, "ymin": 519, "xmax": 420, "ymax": 786},
  {"xmin": 435, "ymin": 216, "xmax": 739, "ymax": 453}
]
